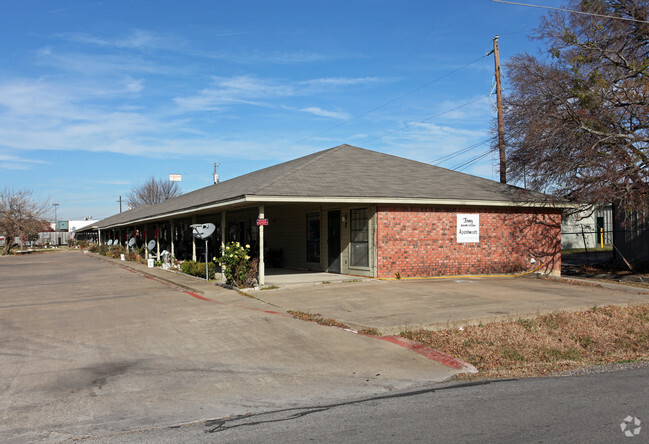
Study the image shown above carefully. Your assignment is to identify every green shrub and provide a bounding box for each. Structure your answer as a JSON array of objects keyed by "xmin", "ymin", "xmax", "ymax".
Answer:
[
  {"xmin": 107, "ymin": 246, "xmax": 123, "ymax": 258},
  {"xmin": 180, "ymin": 260, "xmax": 216, "ymax": 279},
  {"xmin": 94, "ymin": 244, "xmax": 109, "ymax": 256},
  {"xmin": 76, "ymin": 240, "xmax": 90, "ymax": 249},
  {"xmin": 217, "ymin": 242, "xmax": 257, "ymax": 287}
]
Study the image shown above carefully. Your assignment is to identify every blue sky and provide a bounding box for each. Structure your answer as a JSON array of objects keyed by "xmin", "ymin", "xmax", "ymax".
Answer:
[{"xmin": 1, "ymin": 0, "xmax": 561, "ymax": 221}]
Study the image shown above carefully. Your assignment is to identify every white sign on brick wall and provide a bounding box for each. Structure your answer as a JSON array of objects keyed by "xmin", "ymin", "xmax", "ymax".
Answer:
[{"xmin": 457, "ymin": 214, "xmax": 479, "ymax": 243}]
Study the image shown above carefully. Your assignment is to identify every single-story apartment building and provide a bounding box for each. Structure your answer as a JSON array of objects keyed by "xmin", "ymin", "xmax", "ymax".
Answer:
[{"xmin": 81, "ymin": 144, "xmax": 567, "ymax": 283}]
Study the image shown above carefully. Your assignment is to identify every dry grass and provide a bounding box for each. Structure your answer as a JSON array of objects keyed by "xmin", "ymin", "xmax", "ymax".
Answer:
[
  {"xmin": 287, "ymin": 310, "xmax": 350, "ymax": 329},
  {"xmin": 400, "ymin": 304, "xmax": 649, "ymax": 379}
]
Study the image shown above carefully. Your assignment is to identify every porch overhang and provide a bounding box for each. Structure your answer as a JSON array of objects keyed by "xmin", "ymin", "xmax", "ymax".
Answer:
[{"xmin": 85, "ymin": 193, "xmax": 574, "ymax": 232}]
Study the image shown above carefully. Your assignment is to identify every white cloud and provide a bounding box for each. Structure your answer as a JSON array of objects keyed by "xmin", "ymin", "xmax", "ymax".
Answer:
[
  {"xmin": 173, "ymin": 75, "xmax": 385, "ymax": 113},
  {"xmin": 0, "ymin": 153, "xmax": 47, "ymax": 170},
  {"xmin": 407, "ymin": 121, "xmax": 485, "ymax": 138},
  {"xmin": 124, "ymin": 78, "xmax": 145, "ymax": 93},
  {"xmin": 300, "ymin": 107, "xmax": 351, "ymax": 120},
  {"xmin": 34, "ymin": 49, "xmax": 175, "ymax": 76},
  {"xmin": 0, "ymin": 78, "xmax": 290, "ymax": 159},
  {"xmin": 55, "ymin": 30, "xmax": 334, "ymax": 67},
  {"xmin": 56, "ymin": 30, "xmax": 175, "ymax": 51},
  {"xmin": 248, "ymin": 50, "xmax": 332, "ymax": 64},
  {"xmin": 173, "ymin": 75, "xmax": 295, "ymax": 112},
  {"xmin": 301, "ymin": 77, "xmax": 381, "ymax": 88}
]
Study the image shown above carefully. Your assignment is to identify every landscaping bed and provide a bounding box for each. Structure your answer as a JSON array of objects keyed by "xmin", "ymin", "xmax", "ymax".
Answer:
[{"xmin": 400, "ymin": 304, "xmax": 649, "ymax": 379}]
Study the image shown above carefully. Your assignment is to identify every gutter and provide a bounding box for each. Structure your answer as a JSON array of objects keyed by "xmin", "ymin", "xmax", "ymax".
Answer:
[{"xmin": 93, "ymin": 194, "xmax": 574, "ymax": 230}]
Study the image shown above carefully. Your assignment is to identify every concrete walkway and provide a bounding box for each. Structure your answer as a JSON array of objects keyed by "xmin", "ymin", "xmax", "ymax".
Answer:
[
  {"xmin": 248, "ymin": 276, "xmax": 649, "ymax": 334},
  {"xmin": 99, "ymin": 253, "xmax": 649, "ymax": 335}
]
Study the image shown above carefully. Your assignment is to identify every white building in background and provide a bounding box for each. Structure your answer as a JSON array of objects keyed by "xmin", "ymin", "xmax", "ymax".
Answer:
[
  {"xmin": 39, "ymin": 218, "xmax": 98, "ymax": 246},
  {"xmin": 69, "ymin": 219, "xmax": 97, "ymax": 233},
  {"xmin": 561, "ymin": 204, "xmax": 612, "ymax": 249}
]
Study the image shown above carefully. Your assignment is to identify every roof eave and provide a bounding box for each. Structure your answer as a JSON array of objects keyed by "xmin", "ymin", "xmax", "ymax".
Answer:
[
  {"xmin": 97, "ymin": 196, "xmax": 248, "ymax": 229},
  {"xmin": 246, "ymin": 195, "xmax": 575, "ymax": 209},
  {"xmin": 92, "ymin": 194, "xmax": 574, "ymax": 230}
]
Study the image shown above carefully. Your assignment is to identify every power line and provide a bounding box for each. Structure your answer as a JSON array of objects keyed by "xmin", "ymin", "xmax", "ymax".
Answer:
[
  {"xmin": 429, "ymin": 138, "xmax": 494, "ymax": 166},
  {"xmin": 452, "ymin": 149, "xmax": 492, "ymax": 172},
  {"xmin": 491, "ymin": 0, "xmax": 649, "ymax": 24}
]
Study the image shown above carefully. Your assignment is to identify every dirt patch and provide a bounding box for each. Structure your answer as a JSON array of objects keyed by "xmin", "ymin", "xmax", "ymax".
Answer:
[
  {"xmin": 400, "ymin": 304, "xmax": 649, "ymax": 379},
  {"xmin": 287, "ymin": 310, "xmax": 350, "ymax": 329},
  {"xmin": 562, "ymin": 251, "xmax": 649, "ymax": 286}
]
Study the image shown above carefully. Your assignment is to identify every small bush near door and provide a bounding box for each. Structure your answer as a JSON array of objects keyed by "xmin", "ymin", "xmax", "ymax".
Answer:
[
  {"xmin": 217, "ymin": 242, "xmax": 258, "ymax": 287},
  {"xmin": 180, "ymin": 260, "xmax": 216, "ymax": 279}
]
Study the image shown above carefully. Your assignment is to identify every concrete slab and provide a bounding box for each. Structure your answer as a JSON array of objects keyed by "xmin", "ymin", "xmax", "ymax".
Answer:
[
  {"xmin": 94, "ymin": 252, "xmax": 649, "ymax": 335},
  {"xmin": 262, "ymin": 268, "xmax": 372, "ymax": 286},
  {"xmin": 0, "ymin": 251, "xmax": 459, "ymax": 442},
  {"xmin": 246, "ymin": 275, "xmax": 649, "ymax": 334}
]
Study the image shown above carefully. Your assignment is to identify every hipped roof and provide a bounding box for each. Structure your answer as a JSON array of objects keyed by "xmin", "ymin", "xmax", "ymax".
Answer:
[{"xmin": 92, "ymin": 144, "xmax": 561, "ymax": 230}]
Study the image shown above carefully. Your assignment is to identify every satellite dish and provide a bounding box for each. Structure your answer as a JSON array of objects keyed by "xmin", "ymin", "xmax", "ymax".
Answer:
[
  {"xmin": 147, "ymin": 240, "xmax": 157, "ymax": 252},
  {"xmin": 107, "ymin": 239, "xmax": 114, "ymax": 246},
  {"xmin": 128, "ymin": 238, "xmax": 136, "ymax": 248},
  {"xmin": 190, "ymin": 223, "xmax": 216, "ymax": 240}
]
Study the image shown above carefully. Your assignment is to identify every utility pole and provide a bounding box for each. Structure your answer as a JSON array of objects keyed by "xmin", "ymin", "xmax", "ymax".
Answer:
[
  {"xmin": 53, "ymin": 203, "xmax": 59, "ymax": 246},
  {"xmin": 53, "ymin": 203, "xmax": 58, "ymax": 229},
  {"xmin": 493, "ymin": 35, "xmax": 507, "ymax": 184},
  {"xmin": 117, "ymin": 196, "xmax": 122, "ymax": 213}
]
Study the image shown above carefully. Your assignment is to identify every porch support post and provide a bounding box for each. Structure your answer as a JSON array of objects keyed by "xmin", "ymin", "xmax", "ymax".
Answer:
[
  {"xmin": 144, "ymin": 226, "xmax": 148, "ymax": 259},
  {"xmin": 170, "ymin": 221, "xmax": 175, "ymax": 259},
  {"xmin": 258, "ymin": 204, "xmax": 265, "ymax": 286},
  {"xmin": 98, "ymin": 228, "xmax": 101, "ymax": 245},
  {"xmin": 156, "ymin": 223, "xmax": 160, "ymax": 261},
  {"xmin": 219, "ymin": 212, "xmax": 227, "ymax": 281},
  {"xmin": 192, "ymin": 215, "xmax": 197, "ymax": 261},
  {"xmin": 221, "ymin": 212, "xmax": 226, "ymax": 253}
]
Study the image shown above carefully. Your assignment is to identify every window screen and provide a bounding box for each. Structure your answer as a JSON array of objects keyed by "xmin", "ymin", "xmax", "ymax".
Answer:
[
  {"xmin": 350, "ymin": 208, "xmax": 369, "ymax": 267},
  {"xmin": 306, "ymin": 213, "xmax": 320, "ymax": 263}
]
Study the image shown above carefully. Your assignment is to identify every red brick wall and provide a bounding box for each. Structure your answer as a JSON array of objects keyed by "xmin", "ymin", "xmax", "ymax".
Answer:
[{"xmin": 376, "ymin": 206, "xmax": 561, "ymax": 278}]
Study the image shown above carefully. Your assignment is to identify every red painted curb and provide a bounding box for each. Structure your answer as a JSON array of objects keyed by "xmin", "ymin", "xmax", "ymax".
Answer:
[
  {"xmin": 183, "ymin": 290, "xmax": 291, "ymax": 317},
  {"xmin": 378, "ymin": 335, "xmax": 477, "ymax": 373},
  {"xmin": 185, "ymin": 291, "xmax": 212, "ymax": 302},
  {"xmin": 92, "ymin": 253, "xmax": 475, "ymax": 373}
]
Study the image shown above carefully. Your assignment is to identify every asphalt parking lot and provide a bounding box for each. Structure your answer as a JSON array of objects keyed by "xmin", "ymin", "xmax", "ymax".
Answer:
[
  {"xmin": 0, "ymin": 251, "xmax": 459, "ymax": 442},
  {"xmin": 3, "ymin": 251, "xmax": 649, "ymax": 441}
]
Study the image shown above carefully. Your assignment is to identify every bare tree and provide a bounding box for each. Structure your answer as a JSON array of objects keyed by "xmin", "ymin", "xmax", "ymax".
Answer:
[
  {"xmin": 0, "ymin": 188, "xmax": 50, "ymax": 254},
  {"xmin": 499, "ymin": 0, "xmax": 649, "ymax": 211},
  {"xmin": 126, "ymin": 176, "xmax": 182, "ymax": 208}
]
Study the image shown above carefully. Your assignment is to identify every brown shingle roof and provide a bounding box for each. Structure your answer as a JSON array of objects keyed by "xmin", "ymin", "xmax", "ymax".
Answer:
[{"xmin": 94, "ymin": 144, "xmax": 556, "ymax": 229}]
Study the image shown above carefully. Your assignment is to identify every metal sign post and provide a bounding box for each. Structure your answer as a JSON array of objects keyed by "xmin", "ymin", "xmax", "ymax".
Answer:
[
  {"xmin": 204, "ymin": 238, "xmax": 209, "ymax": 281},
  {"xmin": 190, "ymin": 223, "xmax": 216, "ymax": 281}
]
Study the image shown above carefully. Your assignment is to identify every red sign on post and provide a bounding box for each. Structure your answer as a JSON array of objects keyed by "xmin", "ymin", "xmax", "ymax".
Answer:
[{"xmin": 256, "ymin": 218, "xmax": 269, "ymax": 226}]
